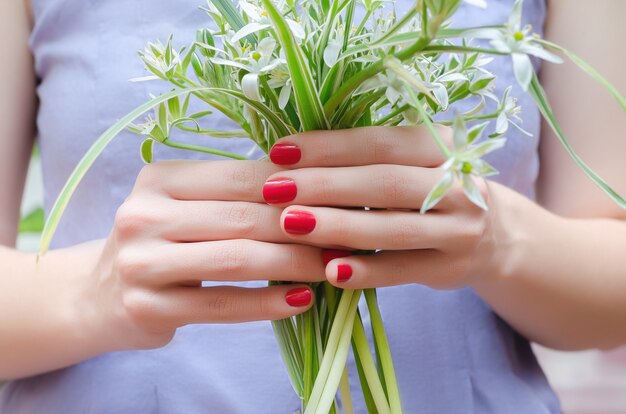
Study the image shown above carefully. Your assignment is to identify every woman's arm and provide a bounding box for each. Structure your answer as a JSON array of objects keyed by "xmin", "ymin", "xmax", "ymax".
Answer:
[
  {"xmin": 0, "ymin": 0, "xmax": 35, "ymax": 245},
  {"xmin": 470, "ymin": 0, "xmax": 626, "ymax": 350}
]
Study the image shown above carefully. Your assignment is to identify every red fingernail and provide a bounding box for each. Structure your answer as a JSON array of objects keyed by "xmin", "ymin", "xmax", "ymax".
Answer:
[
  {"xmin": 270, "ymin": 142, "xmax": 301, "ymax": 165},
  {"xmin": 337, "ymin": 264, "xmax": 353, "ymax": 283},
  {"xmin": 263, "ymin": 177, "xmax": 297, "ymax": 204},
  {"xmin": 285, "ymin": 287, "xmax": 312, "ymax": 307},
  {"xmin": 284, "ymin": 211, "xmax": 316, "ymax": 235},
  {"xmin": 322, "ymin": 249, "xmax": 352, "ymax": 266}
]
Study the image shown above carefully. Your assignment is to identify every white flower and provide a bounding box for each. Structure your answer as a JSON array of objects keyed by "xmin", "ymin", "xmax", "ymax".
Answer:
[
  {"xmin": 470, "ymin": 0, "xmax": 562, "ymax": 90},
  {"xmin": 211, "ymin": 38, "xmax": 285, "ymax": 101},
  {"xmin": 139, "ymin": 38, "xmax": 181, "ymax": 79},
  {"xmin": 422, "ymin": 115, "xmax": 505, "ymax": 212},
  {"xmin": 495, "ymin": 86, "xmax": 532, "ymax": 136},
  {"xmin": 268, "ymin": 64, "xmax": 293, "ymax": 109},
  {"xmin": 232, "ymin": 0, "xmax": 305, "ymax": 43}
]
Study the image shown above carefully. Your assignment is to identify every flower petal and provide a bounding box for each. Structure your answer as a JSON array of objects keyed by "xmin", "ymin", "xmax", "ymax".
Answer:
[
  {"xmin": 323, "ymin": 40, "xmax": 342, "ymax": 68},
  {"xmin": 512, "ymin": 52, "xmax": 533, "ymax": 91},
  {"xmin": 421, "ymin": 171, "xmax": 455, "ymax": 214},
  {"xmin": 462, "ymin": 174, "xmax": 488, "ymax": 210},
  {"xmin": 278, "ymin": 83, "xmax": 292, "ymax": 109},
  {"xmin": 242, "ymin": 73, "xmax": 263, "ymax": 101},
  {"xmin": 496, "ymin": 111, "xmax": 509, "ymax": 134},
  {"xmin": 232, "ymin": 22, "xmax": 271, "ymax": 43},
  {"xmin": 286, "ymin": 19, "xmax": 306, "ymax": 40}
]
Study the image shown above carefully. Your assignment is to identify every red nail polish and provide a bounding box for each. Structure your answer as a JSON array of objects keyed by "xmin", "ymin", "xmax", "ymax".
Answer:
[
  {"xmin": 270, "ymin": 142, "xmax": 301, "ymax": 165},
  {"xmin": 337, "ymin": 264, "xmax": 353, "ymax": 283},
  {"xmin": 284, "ymin": 211, "xmax": 316, "ymax": 235},
  {"xmin": 263, "ymin": 177, "xmax": 297, "ymax": 204},
  {"xmin": 285, "ymin": 287, "xmax": 312, "ymax": 307},
  {"xmin": 322, "ymin": 249, "xmax": 352, "ymax": 266}
]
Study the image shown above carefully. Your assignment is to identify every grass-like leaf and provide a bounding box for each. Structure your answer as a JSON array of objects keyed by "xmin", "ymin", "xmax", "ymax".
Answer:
[
  {"xmin": 39, "ymin": 86, "xmax": 292, "ymax": 256},
  {"xmin": 365, "ymin": 289, "xmax": 402, "ymax": 414},
  {"xmin": 538, "ymin": 40, "xmax": 626, "ymax": 113},
  {"xmin": 261, "ymin": 0, "xmax": 329, "ymax": 131},
  {"xmin": 530, "ymin": 74, "xmax": 626, "ymax": 209}
]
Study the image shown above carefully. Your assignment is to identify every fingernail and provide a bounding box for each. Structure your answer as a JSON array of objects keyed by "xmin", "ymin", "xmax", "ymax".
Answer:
[
  {"xmin": 285, "ymin": 287, "xmax": 312, "ymax": 307},
  {"xmin": 337, "ymin": 264, "xmax": 353, "ymax": 283},
  {"xmin": 270, "ymin": 142, "xmax": 301, "ymax": 165},
  {"xmin": 263, "ymin": 177, "xmax": 297, "ymax": 204},
  {"xmin": 322, "ymin": 249, "xmax": 352, "ymax": 266},
  {"xmin": 284, "ymin": 211, "xmax": 316, "ymax": 235}
]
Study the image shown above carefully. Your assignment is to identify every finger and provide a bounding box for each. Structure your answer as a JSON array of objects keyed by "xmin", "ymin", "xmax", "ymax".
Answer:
[
  {"xmin": 132, "ymin": 285, "xmax": 315, "ymax": 328},
  {"xmin": 159, "ymin": 200, "xmax": 288, "ymax": 242},
  {"xmin": 263, "ymin": 165, "xmax": 457, "ymax": 210},
  {"xmin": 280, "ymin": 206, "xmax": 469, "ymax": 250},
  {"xmin": 268, "ymin": 126, "xmax": 450, "ymax": 168},
  {"xmin": 324, "ymin": 250, "xmax": 468, "ymax": 290},
  {"xmin": 127, "ymin": 240, "xmax": 326, "ymax": 286},
  {"xmin": 135, "ymin": 160, "xmax": 281, "ymax": 201}
]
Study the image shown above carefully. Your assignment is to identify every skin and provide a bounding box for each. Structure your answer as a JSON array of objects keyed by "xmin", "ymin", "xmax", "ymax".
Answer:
[{"xmin": 1, "ymin": 0, "xmax": 625, "ymax": 380}]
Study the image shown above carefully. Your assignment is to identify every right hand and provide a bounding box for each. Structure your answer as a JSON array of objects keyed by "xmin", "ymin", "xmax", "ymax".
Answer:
[{"xmin": 84, "ymin": 160, "xmax": 325, "ymax": 352}]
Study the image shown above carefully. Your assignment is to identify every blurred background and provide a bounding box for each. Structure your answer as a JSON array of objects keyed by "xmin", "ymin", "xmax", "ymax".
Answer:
[{"xmin": 11, "ymin": 153, "xmax": 626, "ymax": 412}]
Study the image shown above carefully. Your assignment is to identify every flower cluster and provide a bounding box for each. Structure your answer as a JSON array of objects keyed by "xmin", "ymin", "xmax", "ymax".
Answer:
[{"xmin": 135, "ymin": 0, "xmax": 563, "ymax": 213}]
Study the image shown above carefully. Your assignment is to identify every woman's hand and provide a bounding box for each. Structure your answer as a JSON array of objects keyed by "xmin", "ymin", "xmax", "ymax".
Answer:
[
  {"xmin": 84, "ymin": 160, "xmax": 325, "ymax": 352},
  {"xmin": 263, "ymin": 126, "xmax": 508, "ymax": 291}
]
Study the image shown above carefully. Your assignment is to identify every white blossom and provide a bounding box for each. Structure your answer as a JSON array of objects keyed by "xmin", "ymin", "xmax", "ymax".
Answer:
[{"xmin": 469, "ymin": 0, "xmax": 562, "ymax": 90}]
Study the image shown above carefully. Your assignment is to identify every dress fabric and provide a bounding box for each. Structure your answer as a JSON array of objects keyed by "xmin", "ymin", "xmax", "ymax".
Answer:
[{"xmin": 1, "ymin": 0, "xmax": 561, "ymax": 413}]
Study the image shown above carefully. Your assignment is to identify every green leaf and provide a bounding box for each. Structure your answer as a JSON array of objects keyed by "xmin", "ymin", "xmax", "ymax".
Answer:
[
  {"xmin": 19, "ymin": 207, "xmax": 45, "ymax": 234},
  {"xmin": 365, "ymin": 289, "xmax": 402, "ymax": 414},
  {"xmin": 261, "ymin": 0, "xmax": 329, "ymax": 131},
  {"xmin": 529, "ymin": 74, "xmax": 626, "ymax": 209},
  {"xmin": 209, "ymin": 0, "xmax": 256, "ymax": 46},
  {"xmin": 167, "ymin": 96, "xmax": 181, "ymax": 119},
  {"xmin": 351, "ymin": 312, "xmax": 392, "ymax": 414},
  {"xmin": 140, "ymin": 139, "xmax": 154, "ymax": 164},
  {"xmin": 39, "ymin": 86, "xmax": 291, "ymax": 256}
]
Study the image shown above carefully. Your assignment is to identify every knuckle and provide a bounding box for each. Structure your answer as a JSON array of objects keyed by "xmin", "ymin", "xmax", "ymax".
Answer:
[
  {"xmin": 212, "ymin": 241, "xmax": 249, "ymax": 275},
  {"xmin": 310, "ymin": 174, "xmax": 335, "ymax": 203},
  {"xmin": 123, "ymin": 289, "xmax": 159, "ymax": 330},
  {"xmin": 221, "ymin": 203, "xmax": 260, "ymax": 237},
  {"xmin": 457, "ymin": 217, "xmax": 487, "ymax": 247},
  {"xmin": 374, "ymin": 167, "xmax": 409, "ymax": 205},
  {"xmin": 366, "ymin": 128, "xmax": 395, "ymax": 163},
  {"xmin": 228, "ymin": 163, "xmax": 261, "ymax": 196},
  {"xmin": 114, "ymin": 201, "xmax": 160, "ymax": 239},
  {"xmin": 115, "ymin": 250, "xmax": 151, "ymax": 286},
  {"xmin": 327, "ymin": 214, "xmax": 354, "ymax": 246},
  {"xmin": 206, "ymin": 293, "xmax": 236, "ymax": 319},
  {"xmin": 135, "ymin": 162, "xmax": 164, "ymax": 187},
  {"xmin": 387, "ymin": 219, "xmax": 420, "ymax": 248}
]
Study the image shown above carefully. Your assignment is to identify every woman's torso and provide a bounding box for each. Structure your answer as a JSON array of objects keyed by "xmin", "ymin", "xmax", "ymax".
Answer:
[{"xmin": 0, "ymin": 0, "xmax": 560, "ymax": 412}]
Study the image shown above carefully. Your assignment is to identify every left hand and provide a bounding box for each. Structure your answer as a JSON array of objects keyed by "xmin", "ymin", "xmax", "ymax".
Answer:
[{"xmin": 262, "ymin": 126, "xmax": 504, "ymax": 290}]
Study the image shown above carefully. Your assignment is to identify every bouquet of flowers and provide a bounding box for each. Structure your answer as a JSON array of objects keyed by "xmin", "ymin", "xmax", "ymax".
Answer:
[{"xmin": 39, "ymin": 0, "xmax": 626, "ymax": 413}]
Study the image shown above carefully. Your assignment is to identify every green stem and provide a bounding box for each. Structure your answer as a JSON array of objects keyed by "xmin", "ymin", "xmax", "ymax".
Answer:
[
  {"xmin": 438, "ymin": 112, "xmax": 499, "ymax": 126},
  {"xmin": 406, "ymin": 89, "xmax": 451, "ymax": 158},
  {"xmin": 304, "ymin": 289, "xmax": 360, "ymax": 414},
  {"xmin": 365, "ymin": 289, "xmax": 402, "ymax": 414},
  {"xmin": 338, "ymin": 367, "xmax": 355, "ymax": 414},
  {"xmin": 374, "ymin": 104, "xmax": 410, "ymax": 126},
  {"xmin": 162, "ymin": 139, "xmax": 248, "ymax": 160},
  {"xmin": 324, "ymin": 36, "xmax": 431, "ymax": 116},
  {"xmin": 352, "ymin": 312, "xmax": 392, "ymax": 414},
  {"xmin": 422, "ymin": 45, "xmax": 508, "ymax": 55}
]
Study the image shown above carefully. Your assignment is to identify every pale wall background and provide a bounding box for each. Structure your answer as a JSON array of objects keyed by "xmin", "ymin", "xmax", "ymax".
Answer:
[{"xmin": 15, "ymin": 160, "xmax": 626, "ymax": 412}]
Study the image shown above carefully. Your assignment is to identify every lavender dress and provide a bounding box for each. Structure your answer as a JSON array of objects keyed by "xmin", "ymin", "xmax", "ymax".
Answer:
[{"xmin": 0, "ymin": 0, "xmax": 561, "ymax": 412}]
